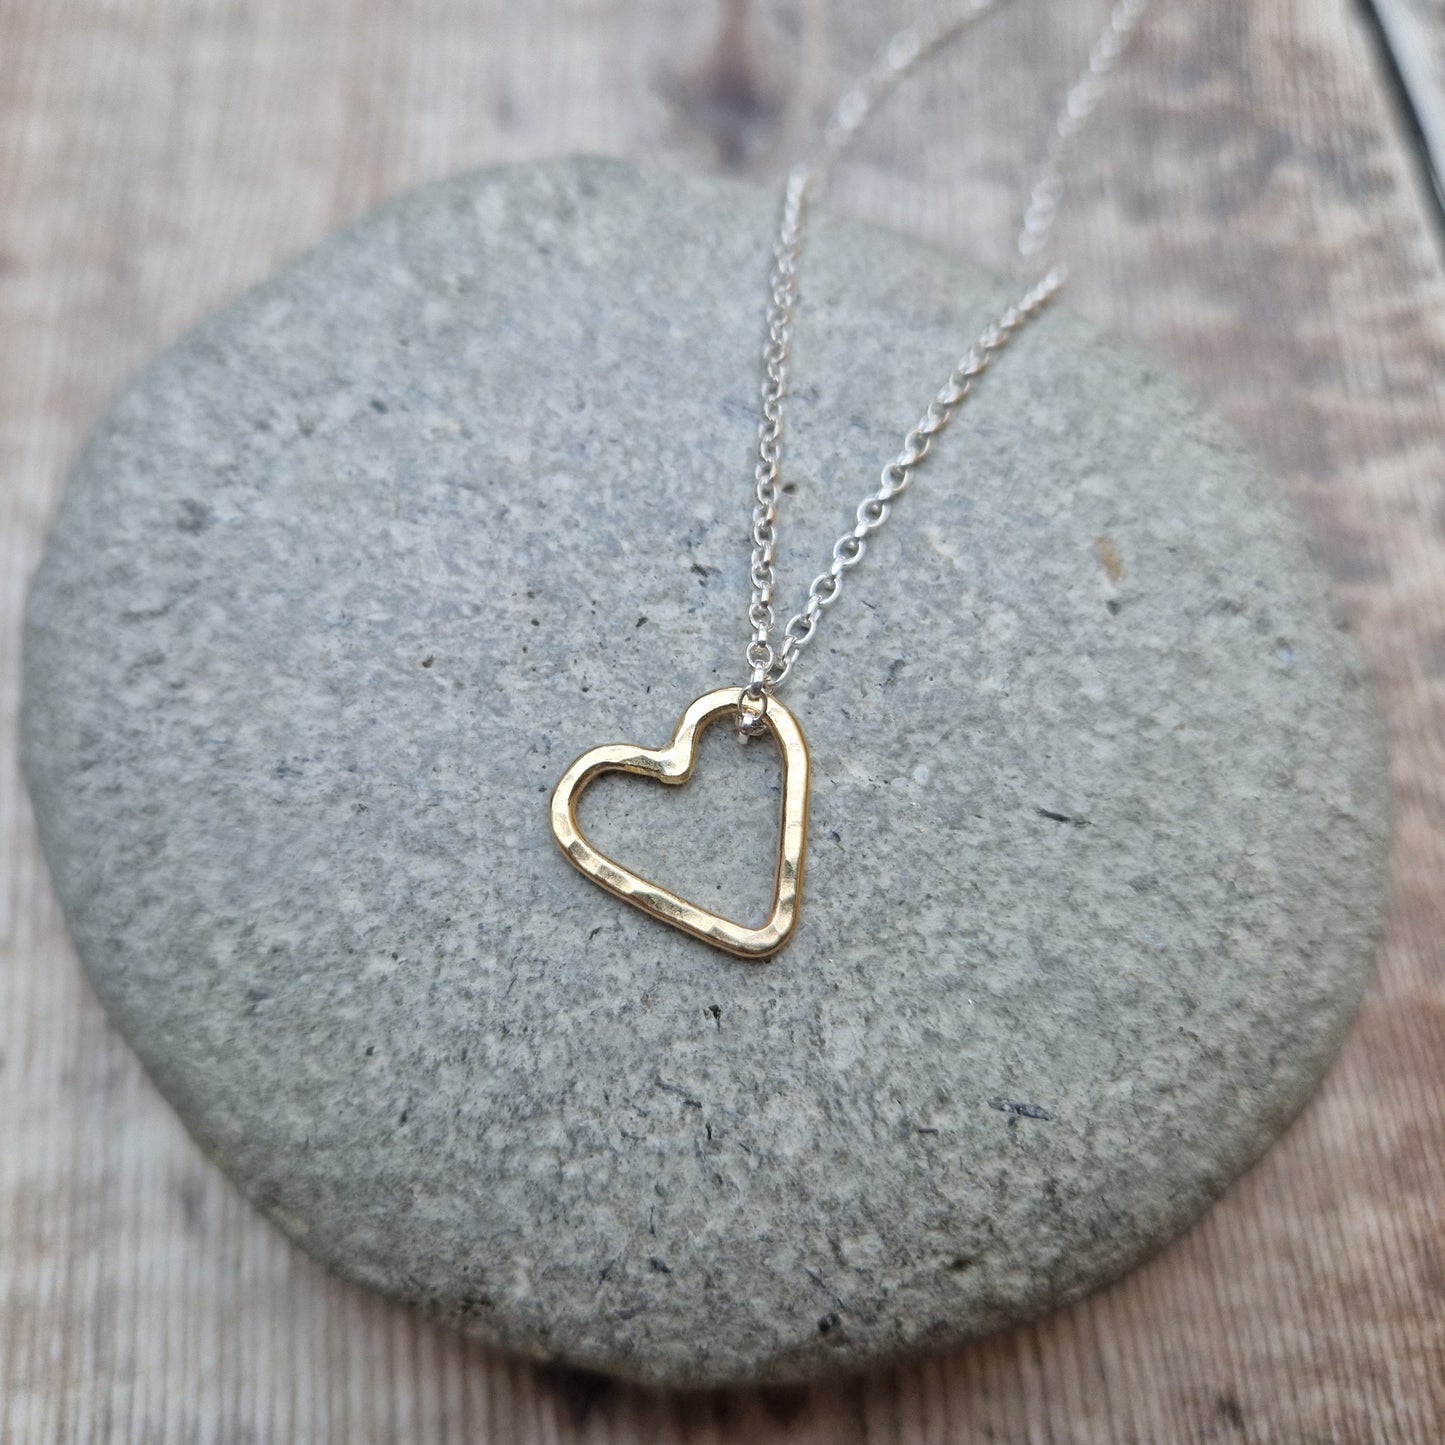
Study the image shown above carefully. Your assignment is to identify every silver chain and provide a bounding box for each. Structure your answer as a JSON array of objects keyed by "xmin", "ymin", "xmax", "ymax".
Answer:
[{"xmin": 742, "ymin": 0, "xmax": 1151, "ymax": 718}]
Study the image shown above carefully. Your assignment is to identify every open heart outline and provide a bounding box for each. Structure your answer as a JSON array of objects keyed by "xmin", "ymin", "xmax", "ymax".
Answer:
[{"xmin": 549, "ymin": 687, "xmax": 810, "ymax": 958}]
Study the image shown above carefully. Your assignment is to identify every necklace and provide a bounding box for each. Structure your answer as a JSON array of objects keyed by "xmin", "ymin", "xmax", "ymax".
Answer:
[{"xmin": 550, "ymin": 0, "xmax": 1150, "ymax": 957}]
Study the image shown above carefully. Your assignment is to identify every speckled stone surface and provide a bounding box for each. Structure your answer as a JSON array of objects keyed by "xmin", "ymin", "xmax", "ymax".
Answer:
[{"xmin": 22, "ymin": 157, "xmax": 1389, "ymax": 1387}]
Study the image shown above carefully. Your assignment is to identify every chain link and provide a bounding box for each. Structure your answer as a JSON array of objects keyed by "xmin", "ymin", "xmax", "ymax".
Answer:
[{"xmin": 745, "ymin": 0, "xmax": 1151, "ymax": 696}]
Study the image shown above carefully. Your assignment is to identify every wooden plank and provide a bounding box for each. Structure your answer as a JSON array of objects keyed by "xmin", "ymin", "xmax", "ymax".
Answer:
[{"xmin": 2, "ymin": 0, "xmax": 1444, "ymax": 1440}]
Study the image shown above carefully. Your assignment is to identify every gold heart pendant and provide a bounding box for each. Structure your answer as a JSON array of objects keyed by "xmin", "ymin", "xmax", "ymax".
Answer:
[{"xmin": 549, "ymin": 687, "xmax": 810, "ymax": 958}]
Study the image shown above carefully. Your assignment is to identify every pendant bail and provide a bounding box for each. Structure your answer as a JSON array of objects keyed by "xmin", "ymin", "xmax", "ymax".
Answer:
[{"xmin": 736, "ymin": 680, "xmax": 769, "ymax": 739}]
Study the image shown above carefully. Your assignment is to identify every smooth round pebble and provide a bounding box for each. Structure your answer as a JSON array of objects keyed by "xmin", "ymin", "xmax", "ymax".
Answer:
[{"xmin": 22, "ymin": 157, "xmax": 1389, "ymax": 1386}]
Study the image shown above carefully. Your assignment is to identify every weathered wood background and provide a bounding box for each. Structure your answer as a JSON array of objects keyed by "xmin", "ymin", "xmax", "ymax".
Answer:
[{"xmin": 3, "ymin": 0, "xmax": 1443, "ymax": 1440}]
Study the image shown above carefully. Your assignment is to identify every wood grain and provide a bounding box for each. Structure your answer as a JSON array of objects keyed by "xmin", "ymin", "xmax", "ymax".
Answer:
[{"xmin": 3, "ymin": 0, "xmax": 1443, "ymax": 1440}]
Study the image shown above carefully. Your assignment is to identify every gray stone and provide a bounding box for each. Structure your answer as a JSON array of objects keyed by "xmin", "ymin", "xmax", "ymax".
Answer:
[{"xmin": 22, "ymin": 157, "xmax": 1389, "ymax": 1386}]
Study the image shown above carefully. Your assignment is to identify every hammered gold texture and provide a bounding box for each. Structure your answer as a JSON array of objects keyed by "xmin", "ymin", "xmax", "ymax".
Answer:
[{"xmin": 550, "ymin": 688, "xmax": 810, "ymax": 958}]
